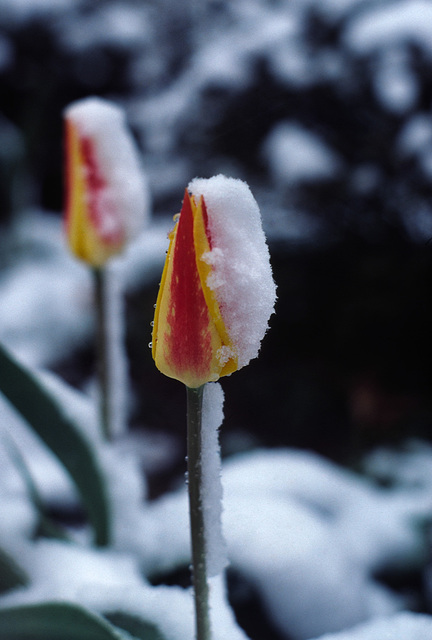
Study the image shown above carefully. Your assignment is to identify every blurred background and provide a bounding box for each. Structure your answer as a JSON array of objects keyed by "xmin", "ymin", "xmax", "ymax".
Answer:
[{"xmin": 0, "ymin": 0, "xmax": 431, "ymax": 494}]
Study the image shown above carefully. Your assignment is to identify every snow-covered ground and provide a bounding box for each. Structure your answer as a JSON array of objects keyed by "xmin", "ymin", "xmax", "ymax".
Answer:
[{"xmin": 1, "ymin": 376, "xmax": 432, "ymax": 639}]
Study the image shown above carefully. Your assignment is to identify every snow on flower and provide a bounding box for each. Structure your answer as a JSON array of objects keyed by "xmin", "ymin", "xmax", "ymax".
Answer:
[
  {"xmin": 64, "ymin": 96, "xmax": 148, "ymax": 266},
  {"xmin": 152, "ymin": 175, "xmax": 276, "ymax": 388}
]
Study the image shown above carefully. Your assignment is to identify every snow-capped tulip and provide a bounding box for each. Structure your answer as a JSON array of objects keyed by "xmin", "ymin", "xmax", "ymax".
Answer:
[
  {"xmin": 64, "ymin": 97, "xmax": 148, "ymax": 266},
  {"xmin": 152, "ymin": 175, "xmax": 276, "ymax": 388}
]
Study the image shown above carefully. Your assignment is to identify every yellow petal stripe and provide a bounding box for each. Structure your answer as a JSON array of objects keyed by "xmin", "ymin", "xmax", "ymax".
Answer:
[{"xmin": 192, "ymin": 195, "xmax": 237, "ymax": 378}]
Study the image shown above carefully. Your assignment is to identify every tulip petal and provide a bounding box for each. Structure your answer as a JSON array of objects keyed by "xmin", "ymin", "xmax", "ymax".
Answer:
[{"xmin": 152, "ymin": 191, "xmax": 236, "ymax": 387}]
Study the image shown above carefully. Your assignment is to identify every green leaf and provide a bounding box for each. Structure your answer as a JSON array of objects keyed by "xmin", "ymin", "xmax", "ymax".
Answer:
[
  {"xmin": 0, "ymin": 547, "xmax": 28, "ymax": 594},
  {"xmin": 0, "ymin": 342, "xmax": 110, "ymax": 546},
  {"xmin": 0, "ymin": 602, "xmax": 136, "ymax": 640},
  {"xmin": 105, "ymin": 612, "xmax": 167, "ymax": 640}
]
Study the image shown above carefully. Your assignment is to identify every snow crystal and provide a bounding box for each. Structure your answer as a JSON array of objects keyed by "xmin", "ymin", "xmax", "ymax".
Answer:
[
  {"xmin": 201, "ymin": 382, "xmax": 227, "ymax": 577},
  {"xmin": 64, "ymin": 97, "xmax": 149, "ymax": 242},
  {"xmin": 188, "ymin": 175, "xmax": 276, "ymax": 370}
]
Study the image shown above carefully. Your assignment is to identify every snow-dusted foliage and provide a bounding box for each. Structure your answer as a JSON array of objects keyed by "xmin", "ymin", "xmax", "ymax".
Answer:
[{"xmin": 1, "ymin": 391, "xmax": 432, "ymax": 640}]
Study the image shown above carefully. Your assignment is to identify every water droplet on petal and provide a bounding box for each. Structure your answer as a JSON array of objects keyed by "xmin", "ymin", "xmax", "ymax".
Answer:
[
  {"xmin": 148, "ymin": 342, "xmax": 152, "ymax": 348},
  {"xmin": 150, "ymin": 321, "xmax": 154, "ymax": 327}
]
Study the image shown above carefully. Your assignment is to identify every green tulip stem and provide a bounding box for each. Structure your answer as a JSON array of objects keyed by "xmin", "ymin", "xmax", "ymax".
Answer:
[
  {"xmin": 186, "ymin": 384, "xmax": 211, "ymax": 640},
  {"xmin": 93, "ymin": 266, "xmax": 111, "ymax": 441}
]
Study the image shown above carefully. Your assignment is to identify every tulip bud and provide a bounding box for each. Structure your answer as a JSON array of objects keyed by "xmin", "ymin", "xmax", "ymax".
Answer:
[
  {"xmin": 152, "ymin": 175, "xmax": 276, "ymax": 388},
  {"xmin": 64, "ymin": 97, "xmax": 147, "ymax": 266}
]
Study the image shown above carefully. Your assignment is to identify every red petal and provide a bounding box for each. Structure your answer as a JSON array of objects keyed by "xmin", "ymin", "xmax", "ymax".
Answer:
[{"xmin": 162, "ymin": 191, "xmax": 215, "ymax": 386}]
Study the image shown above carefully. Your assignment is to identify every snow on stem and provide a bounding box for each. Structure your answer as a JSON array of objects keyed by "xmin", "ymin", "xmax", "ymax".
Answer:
[
  {"xmin": 187, "ymin": 382, "xmax": 226, "ymax": 640},
  {"xmin": 200, "ymin": 382, "xmax": 227, "ymax": 577}
]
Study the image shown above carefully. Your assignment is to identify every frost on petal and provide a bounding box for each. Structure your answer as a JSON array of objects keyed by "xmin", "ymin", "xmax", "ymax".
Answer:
[
  {"xmin": 64, "ymin": 96, "xmax": 149, "ymax": 261},
  {"xmin": 188, "ymin": 175, "xmax": 276, "ymax": 369}
]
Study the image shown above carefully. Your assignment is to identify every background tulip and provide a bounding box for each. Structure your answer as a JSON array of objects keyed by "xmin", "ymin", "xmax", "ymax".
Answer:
[
  {"xmin": 64, "ymin": 96, "xmax": 147, "ymax": 267},
  {"xmin": 64, "ymin": 96, "xmax": 148, "ymax": 440}
]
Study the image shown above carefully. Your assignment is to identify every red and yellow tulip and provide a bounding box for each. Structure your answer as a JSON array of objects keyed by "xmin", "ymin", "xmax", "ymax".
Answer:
[
  {"xmin": 152, "ymin": 190, "xmax": 238, "ymax": 388},
  {"xmin": 64, "ymin": 119, "xmax": 125, "ymax": 267},
  {"xmin": 64, "ymin": 97, "xmax": 147, "ymax": 267}
]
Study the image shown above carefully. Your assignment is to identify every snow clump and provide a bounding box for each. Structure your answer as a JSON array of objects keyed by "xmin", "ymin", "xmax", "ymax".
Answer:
[{"xmin": 188, "ymin": 174, "xmax": 277, "ymax": 370}]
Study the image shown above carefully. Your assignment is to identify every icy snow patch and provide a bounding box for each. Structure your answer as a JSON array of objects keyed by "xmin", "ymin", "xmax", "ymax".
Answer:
[
  {"xmin": 145, "ymin": 446, "xmax": 431, "ymax": 639},
  {"xmin": 188, "ymin": 175, "xmax": 276, "ymax": 370},
  {"xmin": 222, "ymin": 449, "xmax": 406, "ymax": 639},
  {"xmin": 310, "ymin": 612, "xmax": 432, "ymax": 640}
]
